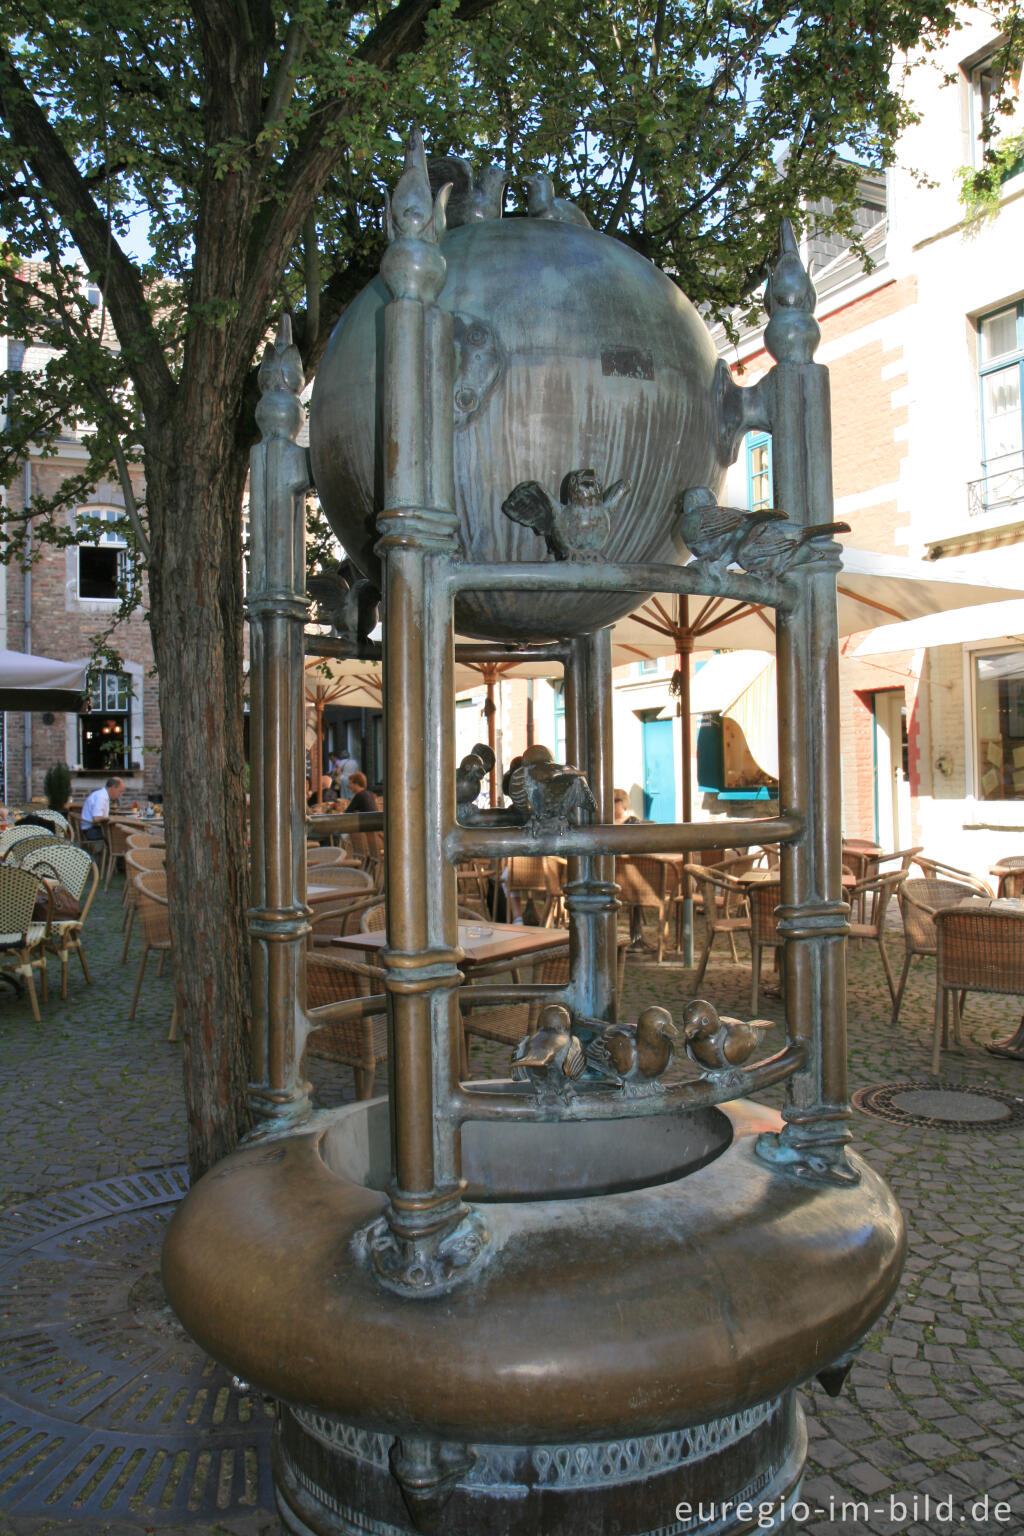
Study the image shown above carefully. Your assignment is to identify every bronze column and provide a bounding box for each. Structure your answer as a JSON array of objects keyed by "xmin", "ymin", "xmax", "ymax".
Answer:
[
  {"xmin": 756, "ymin": 222, "xmax": 854, "ymax": 1185},
  {"xmin": 245, "ymin": 317, "xmax": 312, "ymax": 1131},
  {"xmin": 564, "ymin": 629, "xmax": 619, "ymax": 1022},
  {"xmin": 367, "ymin": 136, "xmax": 485, "ymax": 1285}
]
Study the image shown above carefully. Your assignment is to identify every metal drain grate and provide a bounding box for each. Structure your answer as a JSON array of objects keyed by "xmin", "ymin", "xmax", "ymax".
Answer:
[
  {"xmin": 0, "ymin": 1167, "xmax": 275, "ymax": 1521},
  {"xmin": 852, "ymin": 1080, "xmax": 1024, "ymax": 1132}
]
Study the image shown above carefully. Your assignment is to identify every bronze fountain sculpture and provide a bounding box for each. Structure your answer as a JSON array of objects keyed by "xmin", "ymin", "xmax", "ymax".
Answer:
[{"xmin": 163, "ymin": 133, "xmax": 904, "ymax": 1535}]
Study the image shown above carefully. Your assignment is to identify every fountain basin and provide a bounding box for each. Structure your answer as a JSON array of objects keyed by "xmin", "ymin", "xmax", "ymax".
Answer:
[{"xmin": 162, "ymin": 1097, "xmax": 904, "ymax": 1445}]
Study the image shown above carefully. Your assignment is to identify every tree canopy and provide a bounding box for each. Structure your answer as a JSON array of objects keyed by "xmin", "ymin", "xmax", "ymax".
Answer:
[{"xmin": 0, "ymin": 0, "xmax": 1000, "ymax": 1173}]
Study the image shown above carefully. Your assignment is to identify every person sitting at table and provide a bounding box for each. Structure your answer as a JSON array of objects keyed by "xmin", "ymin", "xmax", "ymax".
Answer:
[
  {"xmin": 81, "ymin": 776, "xmax": 123, "ymax": 842},
  {"xmin": 344, "ymin": 772, "xmax": 379, "ymax": 815},
  {"xmin": 308, "ymin": 774, "xmax": 339, "ymax": 808},
  {"xmin": 614, "ymin": 788, "xmax": 639, "ymax": 824}
]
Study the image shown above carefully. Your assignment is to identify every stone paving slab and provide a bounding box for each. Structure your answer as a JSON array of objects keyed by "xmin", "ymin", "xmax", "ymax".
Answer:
[{"xmin": 2, "ymin": 881, "xmax": 1023, "ymax": 1535}]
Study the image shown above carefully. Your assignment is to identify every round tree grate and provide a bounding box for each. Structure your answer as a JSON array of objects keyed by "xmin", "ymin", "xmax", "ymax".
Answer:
[
  {"xmin": 0, "ymin": 1166, "xmax": 275, "ymax": 1521},
  {"xmin": 852, "ymin": 1081, "xmax": 1024, "ymax": 1132}
]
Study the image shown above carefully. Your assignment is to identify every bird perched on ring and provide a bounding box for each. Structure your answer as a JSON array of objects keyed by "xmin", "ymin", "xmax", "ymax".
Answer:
[
  {"xmin": 679, "ymin": 486, "xmax": 848, "ymax": 578},
  {"xmin": 585, "ymin": 1006, "xmax": 678, "ymax": 1093},
  {"xmin": 455, "ymin": 742, "xmax": 496, "ymax": 824},
  {"xmin": 507, "ymin": 744, "xmax": 598, "ymax": 835},
  {"xmin": 502, "ymin": 468, "xmax": 629, "ymax": 563},
  {"xmin": 512, "ymin": 1004, "xmax": 585, "ymax": 1099},
  {"xmin": 682, "ymin": 999, "xmax": 771, "ymax": 1074},
  {"xmin": 525, "ymin": 174, "xmax": 591, "ymax": 226}
]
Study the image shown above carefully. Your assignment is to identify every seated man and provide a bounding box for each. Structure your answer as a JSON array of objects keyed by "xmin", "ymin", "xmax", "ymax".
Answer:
[
  {"xmin": 81, "ymin": 776, "xmax": 124, "ymax": 842},
  {"xmin": 344, "ymin": 772, "xmax": 378, "ymax": 815}
]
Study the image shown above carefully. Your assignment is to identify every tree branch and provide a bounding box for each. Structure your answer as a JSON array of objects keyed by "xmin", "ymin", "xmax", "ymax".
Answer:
[{"xmin": 0, "ymin": 46, "xmax": 176, "ymax": 417}]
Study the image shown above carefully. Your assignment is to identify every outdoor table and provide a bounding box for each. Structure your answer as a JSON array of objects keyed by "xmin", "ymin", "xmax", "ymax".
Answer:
[{"xmin": 331, "ymin": 920, "xmax": 567, "ymax": 974}]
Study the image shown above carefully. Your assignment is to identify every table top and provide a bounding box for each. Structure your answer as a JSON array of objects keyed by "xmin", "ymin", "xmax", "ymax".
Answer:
[
  {"xmin": 331, "ymin": 921, "xmax": 566, "ymax": 967},
  {"xmin": 945, "ymin": 896, "xmax": 1024, "ymax": 917},
  {"xmin": 307, "ymin": 879, "xmax": 374, "ymax": 903},
  {"xmin": 842, "ymin": 839, "xmax": 882, "ymax": 855}
]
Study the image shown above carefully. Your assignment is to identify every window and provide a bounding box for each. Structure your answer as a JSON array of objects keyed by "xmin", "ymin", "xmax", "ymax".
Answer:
[
  {"xmin": 79, "ymin": 672, "xmax": 132, "ymax": 771},
  {"xmin": 974, "ymin": 303, "xmax": 1024, "ymax": 513},
  {"xmin": 745, "ymin": 431, "xmax": 773, "ymax": 511},
  {"xmin": 974, "ymin": 648, "xmax": 1024, "ymax": 799},
  {"xmin": 76, "ymin": 508, "xmax": 134, "ymax": 602},
  {"xmin": 637, "ymin": 658, "xmax": 659, "ymax": 675}
]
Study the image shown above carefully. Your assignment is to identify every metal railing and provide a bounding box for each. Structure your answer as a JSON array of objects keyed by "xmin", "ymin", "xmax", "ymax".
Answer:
[{"xmin": 967, "ymin": 452, "xmax": 1024, "ymax": 517}]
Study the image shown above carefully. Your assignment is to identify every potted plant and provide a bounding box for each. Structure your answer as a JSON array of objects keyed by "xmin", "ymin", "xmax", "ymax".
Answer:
[{"xmin": 43, "ymin": 760, "xmax": 72, "ymax": 811}]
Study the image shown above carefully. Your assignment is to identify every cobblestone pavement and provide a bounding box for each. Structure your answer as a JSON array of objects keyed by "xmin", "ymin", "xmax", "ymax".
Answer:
[{"xmin": 1, "ymin": 878, "xmax": 1022, "ymax": 1536}]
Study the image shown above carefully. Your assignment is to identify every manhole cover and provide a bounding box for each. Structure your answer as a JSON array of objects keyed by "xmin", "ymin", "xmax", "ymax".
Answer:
[
  {"xmin": 0, "ymin": 1167, "xmax": 275, "ymax": 1521},
  {"xmin": 852, "ymin": 1081, "xmax": 1024, "ymax": 1132}
]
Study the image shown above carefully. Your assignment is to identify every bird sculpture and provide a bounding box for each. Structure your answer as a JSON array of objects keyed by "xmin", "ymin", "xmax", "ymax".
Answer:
[
  {"xmin": 679, "ymin": 486, "xmax": 849, "ymax": 577},
  {"xmin": 585, "ymin": 1006, "xmax": 679, "ymax": 1093},
  {"xmin": 507, "ymin": 744, "xmax": 598, "ymax": 835},
  {"xmin": 677, "ymin": 486, "xmax": 789, "ymax": 571},
  {"xmin": 526, "ymin": 174, "xmax": 591, "ymax": 227},
  {"xmin": 681, "ymin": 999, "xmax": 771, "ymax": 1075},
  {"xmin": 512, "ymin": 1004, "xmax": 585, "ymax": 1098},
  {"xmin": 502, "ymin": 469, "xmax": 629, "ymax": 563},
  {"xmin": 455, "ymin": 745, "xmax": 494, "ymax": 822},
  {"xmin": 427, "ymin": 157, "xmax": 509, "ymax": 225},
  {"xmin": 306, "ymin": 560, "xmax": 380, "ymax": 648}
]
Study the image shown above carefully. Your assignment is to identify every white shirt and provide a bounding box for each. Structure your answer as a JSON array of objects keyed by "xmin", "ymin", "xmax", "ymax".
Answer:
[{"xmin": 81, "ymin": 787, "xmax": 110, "ymax": 830}]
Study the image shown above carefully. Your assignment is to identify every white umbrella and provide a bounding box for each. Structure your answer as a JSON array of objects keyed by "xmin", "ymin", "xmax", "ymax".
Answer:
[
  {"xmin": 853, "ymin": 597, "xmax": 1024, "ymax": 656},
  {"xmin": 0, "ymin": 649, "xmax": 90, "ymax": 711}
]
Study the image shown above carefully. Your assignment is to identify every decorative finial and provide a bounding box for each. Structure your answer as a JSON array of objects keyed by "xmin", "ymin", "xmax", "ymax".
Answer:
[
  {"xmin": 255, "ymin": 313, "xmax": 305, "ymax": 441},
  {"xmin": 764, "ymin": 218, "xmax": 820, "ymax": 365},
  {"xmin": 381, "ymin": 131, "xmax": 451, "ymax": 303}
]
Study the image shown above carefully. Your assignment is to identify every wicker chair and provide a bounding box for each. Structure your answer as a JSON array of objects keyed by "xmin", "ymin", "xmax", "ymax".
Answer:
[
  {"xmin": 21, "ymin": 844, "xmax": 99, "ymax": 1000},
  {"xmin": 912, "ymin": 856, "xmax": 993, "ymax": 898},
  {"xmin": 747, "ymin": 878, "xmax": 784, "ymax": 1013},
  {"xmin": 127, "ymin": 830, "xmax": 165, "ymax": 852},
  {"xmin": 893, "ymin": 878, "xmax": 981, "ymax": 1024},
  {"xmin": 103, "ymin": 819, "xmax": 135, "ymax": 891},
  {"xmin": 615, "ymin": 856, "xmax": 679, "ymax": 963},
  {"xmin": 932, "ymin": 903, "xmax": 1024, "ymax": 1074},
  {"xmin": 306, "ymin": 845, "xmax": 348, "ymax": 868},
  {"xmin": 129, "ymin": 870, "xmax": 176, "ymax": 1034},
  {"xmin": 122, "ymin": 848, "xmax": 167, "ymax": 961},
  {"xmin": 505, "ymin": 856, "xmax": 565, "ymax": 927},
  {"xmin": 22, "ymin": 809, "xmax": 72, "ymax": 839},
  {"xmin": 360, "ymin": 901, "xmax": 387, "ymax": 933},
  {"xmin": 0, "ymin": 826, "xmax": 63, "ymax": 862},
  {"xmin": 683, "ymin": 864, "xmax": 751, "ymax": 989},
  {"xmin": 847, "ymin": 870, "xmax": 906, "ymax": 1006},
  {"xmin": 0, "ymin": 864, "xmax": 50, "ymax": 1021},
  {"xmin": 991, "ymin": 855, "xmax": 1024, "ymax": 899},
  {"xmin": 304, "ymin": 952, "xmax": 388, "ymax": 1099}
]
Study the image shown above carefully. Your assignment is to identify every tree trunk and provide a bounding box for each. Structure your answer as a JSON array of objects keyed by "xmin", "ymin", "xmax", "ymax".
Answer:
[{"xmin": 144, "ymin": 408, "xmax": 253, "ymax": 1180}]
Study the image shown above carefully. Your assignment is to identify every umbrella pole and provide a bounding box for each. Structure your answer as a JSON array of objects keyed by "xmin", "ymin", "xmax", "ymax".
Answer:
[
  {"xmin": 678, "ymin": 598, "xmax": 694, "ymax": 967},
  {"xmin": 483, "ymin": 664, "xmax": 498, "ymax": 806}
]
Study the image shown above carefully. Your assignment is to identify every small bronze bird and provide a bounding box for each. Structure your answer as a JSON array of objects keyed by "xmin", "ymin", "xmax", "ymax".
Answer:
[
  {"xmin": 682, "ymin": 999, "xmax": 771, "ymax": 1073},
  {"xmin": 502, "ymin": 469, "xmax": 629, "ymax": 562},
  {"xmin": 678, "ymin": 486, "xmax": 788, "ymax": 569},
  {"xmin": 428, "ymin": 157, "xmax": 509, "ymax": 225},
  {"xmin": 507, "ymin": 744, "xmax": 598, "ymax": 834},
  {"xmin": 526, "ymin": 173, "xmax": 591, "ymax": 227},
  {"xmin": 586, "ymin": 1006, "xmax": 678, "ymax": 1089},
  {"xmin": 512, "ymin": 1004, "xmax": 585, "ymax": 1095},
  {"xmin": 733, "ymin": 515, "xmax": 851, "ymax": 577},
  {"xmin": 455, "ymin": 751, "xmax": 490, "ymax": 820}
]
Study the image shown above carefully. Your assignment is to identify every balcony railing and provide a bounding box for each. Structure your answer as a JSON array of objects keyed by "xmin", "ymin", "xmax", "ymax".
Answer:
[{"xmin": 967, "ymin": 452, "xmax": 1024, "ymax": 517}]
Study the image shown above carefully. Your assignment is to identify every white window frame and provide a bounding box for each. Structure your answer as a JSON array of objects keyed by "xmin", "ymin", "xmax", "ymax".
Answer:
[
  {"xmin": 66, "ymin": 658, "xmax": 144, "ymax": 774},
  {"xmin": 66, "ymin": 505, "xmax": 135, "ymax": 612},
  {"xmin": 963, "ymin": 639, "xmax": 1024, "ymax": 822}
]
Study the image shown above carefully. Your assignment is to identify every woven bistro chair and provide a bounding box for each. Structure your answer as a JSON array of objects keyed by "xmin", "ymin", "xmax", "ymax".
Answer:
[
  {"xmin": 615, "ymin": 856, "xmax": 679, "ymax": 963},
  {"xmin": 913, "ymin": 856, "xmax": 993, "ymax": 898},
  {"xmin": 505, "ymin": 856, "xmax": 565, "ymax": 927},
  {"xmin": 847, "ymin": 870, "xmax": 906, "ymax": 1007},
  {"xmin": 129, "ymin": 870, "xmax": 176, "ymax": 1038},
  {"xmin": 127, "ymin": 830, "xmax": 165, "ymax": 852},
  {"xmin": 1, "ymin": 826, "xmax": 63, "ymax": 862},
  {"xmin": 20, "ymin": 809, "xmax": 72, "ymax": 839},
  {"xmin": 991, "ymin": 855, "xmax": 1024, "ymax": 900},
  {"xmin": 0, "ymin": 863, "xmax": 50, "ymax": 1021},
  {"xmin": 304, "ymin": 952, "xmax": 388, "ymax": 1100},
  {"xmin": 21, "ymin": 844, "xmax": 99, "ymax": 1000},
  {"xmin": 932, "ymin": 903, "xmax": 1024, "ymax": 1074},
  {"xmin": 683, "ymin": 864, "xmax": 751, "ymax": 989},
  {"xmin": 747, "ymin": 877, "xmax": 784, "ymax": 1013},
  {"xmin": 306, "ymin": 845, "xmax": 349, "ymax": 869},
  {"xmin": 892, "ymin": 878, "xmax": 981, "ymax": 1024},
  {"xmin": 103, "ymin": 819, "xmax": 135, "ymax": 891},
  {"xmin": 122, "ymin": 848, "xmax": 167, "ymax": 961}
]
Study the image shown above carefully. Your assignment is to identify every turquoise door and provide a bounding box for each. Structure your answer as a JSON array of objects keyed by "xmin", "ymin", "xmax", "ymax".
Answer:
[{"xmin": 642, "ymin": 717, "xmax": 676, "ymax": 822}]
